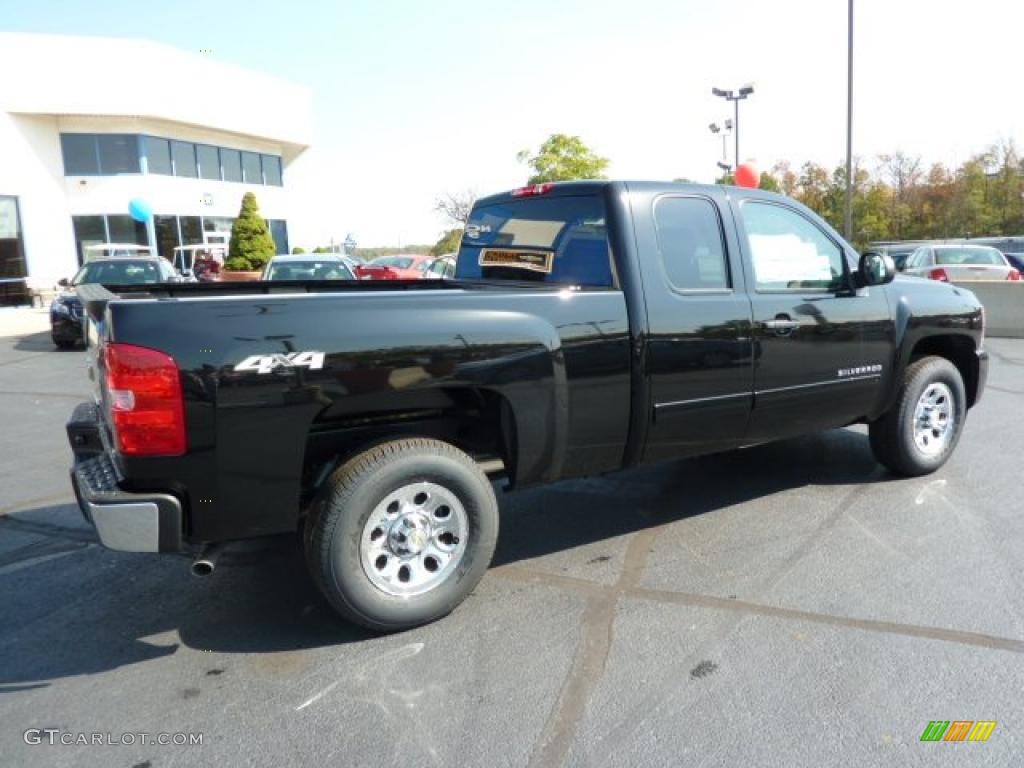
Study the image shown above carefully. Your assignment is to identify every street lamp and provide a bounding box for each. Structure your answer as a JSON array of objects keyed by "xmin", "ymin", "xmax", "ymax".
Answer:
[
  {"xmin": 844, "ymin": 0, "xmax": 854, "ymax": 241},
  {"xmin": 712, "ymin": 85, "xmax": 754, "ymax": 168},
  {"xmin": 708, "ymin": 120, "xmax": 733, "ymax": 170}
]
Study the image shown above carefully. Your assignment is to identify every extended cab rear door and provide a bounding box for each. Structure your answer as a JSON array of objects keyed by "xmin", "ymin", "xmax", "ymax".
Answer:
[{"xmin": 629, "ymin": 185, "xmax": 755, "ymax": 463}]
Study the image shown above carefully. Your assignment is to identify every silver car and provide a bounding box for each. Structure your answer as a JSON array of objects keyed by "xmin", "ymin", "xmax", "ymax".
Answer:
[{"xmin": 902, "ymin": 244, "xmax": 1021, "ymax": 282}]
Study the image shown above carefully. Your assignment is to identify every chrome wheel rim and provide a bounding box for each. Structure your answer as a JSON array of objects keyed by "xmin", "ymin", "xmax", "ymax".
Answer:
[
  {"xmin": 913, "ymin": 382, "xmax": 955, "ymax": 456},
  {"xmin": 360, "ymin": 481, "xmax": 468, "ymax": 597}
]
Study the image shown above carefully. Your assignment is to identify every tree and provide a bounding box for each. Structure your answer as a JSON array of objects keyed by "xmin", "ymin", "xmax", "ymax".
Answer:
[
  {"xmin": 771, "ymin": 161, "xmax": 799, "ymax": 196},
  {"xmin": 431, "ymin": 228, "xmax": 463, "ymax": 256},
  {"xmin": 226, "ymin": 192, "xmax": 276, "ymax": 271},
  {"xmin": 313, "ymin": 246, "xmax": 331, "ymax": 253},
  {"xmin": 291, "ymin": 246, "xmax": 306, "ymax": 254},
  {"xmin": 758, "ymin": 172, "xmax": 781, "ymax": 192},
  {"xmin": 434, "ymin": 189, "xmax": 476, "ymax": 226},
  {"xmin": 879, "ymin": 152, "xmax": 922, "ymax": 239},
  {"xmin": 517, "ymin": 134, "xmax": 609, "ymax": 184}
]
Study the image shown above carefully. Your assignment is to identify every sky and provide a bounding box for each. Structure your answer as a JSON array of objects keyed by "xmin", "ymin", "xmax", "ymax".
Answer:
[{"xmin": 5, "ymin": 0, "xmax": 1023, "ymax": 246}]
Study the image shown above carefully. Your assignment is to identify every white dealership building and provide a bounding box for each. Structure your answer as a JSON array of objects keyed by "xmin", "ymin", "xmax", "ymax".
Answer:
[{"xmin": 0, "ymin": 33, "xmax": 313, "ymax": 304}]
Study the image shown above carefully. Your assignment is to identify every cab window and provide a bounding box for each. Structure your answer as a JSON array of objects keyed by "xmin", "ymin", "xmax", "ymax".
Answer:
[
  {"xmin": 456, "ymin": 195, "xmax": 613, "ymax": 287},
  {"xmin": 741, "ymin": 202, "xmax": 847, "ymax": 292}
]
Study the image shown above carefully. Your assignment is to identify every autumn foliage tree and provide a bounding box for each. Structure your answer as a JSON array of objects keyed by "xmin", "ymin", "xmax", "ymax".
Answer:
[{"xmin": 755, "ymin": 140, "xmax": 1024, "ymax": 249}]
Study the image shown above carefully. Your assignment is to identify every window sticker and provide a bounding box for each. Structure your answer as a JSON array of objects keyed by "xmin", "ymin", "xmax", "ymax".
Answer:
[
  {"xmin": 749, "ymin": 234, "xmax": 834, "ymax": 284},
  {"xmin": 479, "ymin": 249, "xmax": 554, "ymax": 274}
]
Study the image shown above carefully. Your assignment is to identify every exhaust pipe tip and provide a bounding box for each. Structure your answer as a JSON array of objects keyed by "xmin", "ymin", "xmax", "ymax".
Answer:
[{"xmin": 190, "ymin": 543, "xmax": 224, "ymax": 577}]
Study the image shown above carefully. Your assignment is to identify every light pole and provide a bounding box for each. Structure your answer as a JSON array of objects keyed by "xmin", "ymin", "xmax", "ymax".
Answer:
[
  {"xmin": 712, "ymin": 85, "xmax": 754, "ymax": 167},
  {"xmin": 708, "ymin": 120, "xmax": 733, "ymax": 169},
  {"xmin": 844, "ymin": 0, "xmax": 854, "ymax": 241}
]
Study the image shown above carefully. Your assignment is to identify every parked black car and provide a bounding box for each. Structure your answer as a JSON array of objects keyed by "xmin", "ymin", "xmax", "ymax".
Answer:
[
  {"xmin": 50, "ymin": 257, "xmax": 179, "ymax": 348},
  {"xmin": 68, "ymin": 181, "xmax": 987, "ymax": 631},
  {"xmin": 1004, "ymin": 252, "xmax": 1024, "ymax": 274}
]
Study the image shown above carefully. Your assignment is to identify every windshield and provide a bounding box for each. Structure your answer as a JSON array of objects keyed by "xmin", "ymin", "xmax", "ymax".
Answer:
[
  {"xmin": 265, "ymin": 260, "xmax": 354, "ymax": 280},
  {"xmin": 456, "ymin": 194, "xmax": 613, "ymax": 287},
  {"xmin": 935, "ymin": 247, "xmax": 1005, "ymax": 266},
  {"xmin": 72, "ymin": 260, "xmax": 172, "ymax": 285},
  {"xmin": 370, "ymin": 256, "xmax": 413, "ymax": 268}
]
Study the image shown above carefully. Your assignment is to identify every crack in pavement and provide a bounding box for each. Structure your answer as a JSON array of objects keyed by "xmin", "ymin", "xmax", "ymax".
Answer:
[
  {"xmin": 0, "ymin": 352, "xmax": 50, "ymax": 368},
  {"xmin": 0, "ymin": 514, "xmax": 97, "ymax": 544},
  {"xmin": 986, "ymin": 384, "xmax": 1024, "ymax": 396},
  {"xmin": 525, "ymin": 524, "xmax": 662, "ymax": 768},
  {"xmin": 0, "ymin": 537, "xmax": 92, "ymax": 571},
  {"xmin": 986, "ymin": 348, "xmax": 1024, "ymax": 367},
  {"xmin": 507, "ymin": 482, "xmax": 1023, "ymax": 766}
]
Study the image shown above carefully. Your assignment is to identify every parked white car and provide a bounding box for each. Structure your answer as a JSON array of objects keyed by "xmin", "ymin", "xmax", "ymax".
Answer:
[{"xmin": 902, "ymin": 244, "xmax": 1022, "ymax": 282}]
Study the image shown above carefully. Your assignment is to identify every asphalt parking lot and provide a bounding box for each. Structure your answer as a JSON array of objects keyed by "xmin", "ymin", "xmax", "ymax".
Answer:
[{"xmin": 1, "ymin": 307, "xmax": 1021, "ymax": 767}]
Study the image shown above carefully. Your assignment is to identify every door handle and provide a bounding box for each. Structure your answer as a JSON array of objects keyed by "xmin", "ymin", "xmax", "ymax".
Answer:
[{"xmin": 762, "ymin": 317, "xmax": 800, "ymax": 335}]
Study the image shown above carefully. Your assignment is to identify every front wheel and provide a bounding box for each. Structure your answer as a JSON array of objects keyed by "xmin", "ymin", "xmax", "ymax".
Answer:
[
  {"xmin": 869, "ymin": 356, "xmax": 966, "ymax": 476},
  {"xmin": 305, "ymin": 438, "xmax": 499, "ymax": 631}
]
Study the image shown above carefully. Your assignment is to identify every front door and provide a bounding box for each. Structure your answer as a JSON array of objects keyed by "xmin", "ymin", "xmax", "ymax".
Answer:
[{"xmin": 732, "ymin": 198, "xmax": 890, "ymax": 442}]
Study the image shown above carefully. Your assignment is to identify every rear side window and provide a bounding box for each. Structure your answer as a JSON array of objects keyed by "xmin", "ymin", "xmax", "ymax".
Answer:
[
  {"xmin": 654, "ymin": 196, "xmax": 729, "ymax": 290},
  {"xmin": 456, "ymin": 195, "xmax": 613, "ymax": 287}
]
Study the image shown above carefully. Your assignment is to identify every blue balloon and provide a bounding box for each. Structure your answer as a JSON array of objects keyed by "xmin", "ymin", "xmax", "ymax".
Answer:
[{"xmin": 128, "ymin": 198, "xmax": 152, "ymax": 223}]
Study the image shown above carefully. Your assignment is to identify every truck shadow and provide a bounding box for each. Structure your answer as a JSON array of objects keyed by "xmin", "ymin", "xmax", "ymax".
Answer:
[
  {"xmin": 0, "ymin": 427, "xmax": 893, "ymax": 688},
  {"xmin": 492, "ymin": 425, "xmax": 890, "ymax": 567}
]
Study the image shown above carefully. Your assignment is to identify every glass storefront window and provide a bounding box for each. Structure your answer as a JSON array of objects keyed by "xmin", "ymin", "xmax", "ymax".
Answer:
[
  {"xmin": 107, "ymin": 215, "xmax": 149, "ymax": 245},
  {"xmin": 171, "ymin": 141, "xmax": 197, "ymax": 178},
  {"xmin": 180, "ymin": 216, "xmax": 204, "ymax": 246},
  {"xmin": 97, "ymin": 134, "xmax": 140, "ymax": 174},
  {"xmin": 268, "ymin": 219, "xmax": 289, "ymax": 255},
  {"xmin": 0, "ymin": 196, "xmax": 29, "ymax": 305},
  {"xmin": 220, "ymin": 149, "xmax": 242, "ymax": 182},
  {"xmin": 262, "ymin": 155, "xmax": 282, "ymax": 186},
  {"xmin": 143, "ymin": 136, "xmax": 172, "ymax": 175},
  {"xmin": 61, "ymin": 134, "xmax": 100, "ymax": 175},
  {"xmin": 197, "ymin": 144, "xmax": 221, "ymax": 181},
  {"xmin": 72, "ymin": 216, "xmax": 107, "ymax": 266},
  {"xmin": 203, "ymin": 216, "xmax": 235, "ymax": 234},
  {"xmin": 241, "ymin": 151, "xmax": 262, "ymax": 184},
  {"xmin": 154, "ymin": 215, "xmax": 180, "ymax": 260},
  {"xmin": 60, "ymin": 133, "xmax": 281, "ymax": 185}
]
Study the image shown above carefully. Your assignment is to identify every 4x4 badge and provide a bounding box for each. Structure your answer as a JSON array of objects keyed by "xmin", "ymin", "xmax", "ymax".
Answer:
[{"xmin": 234, "ymin": 351, "xmax": 325, "ymax": 375}]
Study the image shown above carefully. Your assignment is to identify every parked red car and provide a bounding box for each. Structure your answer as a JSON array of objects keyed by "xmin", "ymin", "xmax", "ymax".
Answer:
[{"xmin": 355, "ymin": 254, "xmax": 433, "ymax": 280}]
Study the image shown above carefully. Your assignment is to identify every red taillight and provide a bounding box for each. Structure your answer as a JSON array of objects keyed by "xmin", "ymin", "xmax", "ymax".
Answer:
[
  {"xmin": 1008, "ymin": 269, "xmax": 1021, "ymax": 281},
  {"xmin": 511, "ymin": 183, "xmax": 554, "ymax": 197},
  {"xmin": 928, "ymin": 268, "xmax": 950, "ymax": 282},
  {"xmin": 104, "ymin": 343, "xmax": 186, "ymax": 456}
]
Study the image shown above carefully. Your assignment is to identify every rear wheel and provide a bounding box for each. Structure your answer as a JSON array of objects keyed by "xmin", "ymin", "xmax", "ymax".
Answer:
[
  {"xmin": 305, "ymin": 438, "xmax": 499, "ymax": 631},
  {"xmin": 53, "ymin": 337, "xmax": 76, "ymax": 350},
  {"xmin": 869, "ymin": 356, "xmax": 966, "ymax": 476}
]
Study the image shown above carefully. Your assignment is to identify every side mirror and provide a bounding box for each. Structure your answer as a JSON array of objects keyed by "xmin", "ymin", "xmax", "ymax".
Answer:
[
  {"xmin": 57, "ymin": 278, "xmax": 70, "ymax": 288},
  {"xmin": 858, "ymin": 251, "xmax": 895, "ymax": 287}
]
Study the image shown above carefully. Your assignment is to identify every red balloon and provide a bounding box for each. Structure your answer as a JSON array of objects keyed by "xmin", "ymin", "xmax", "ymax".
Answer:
[{"xmin": 735, "ymin": 163, "xmax": 759, "ymax": 188}]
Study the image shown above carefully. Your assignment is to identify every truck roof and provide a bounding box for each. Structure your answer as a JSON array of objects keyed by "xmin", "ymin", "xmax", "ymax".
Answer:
[{"xmin": 474, "ymin": 180, "xmax": 776, "ymax": 207}]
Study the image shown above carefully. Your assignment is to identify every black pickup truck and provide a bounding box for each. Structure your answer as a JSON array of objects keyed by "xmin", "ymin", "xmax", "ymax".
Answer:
[{"xmin": 68, "ymin": 181, "xmax": 987, "ymax": 630}]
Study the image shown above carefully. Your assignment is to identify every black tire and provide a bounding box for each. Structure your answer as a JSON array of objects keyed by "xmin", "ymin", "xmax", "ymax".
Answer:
[
  {"xmin": 305, "ymin": 438, "xmax": 498, "ymax": 631},
  {"xmin": 869, "ymin": 356, "xmax": 966, "ymax": 477},
  {"xmin": 53, "ymin": 337, "xmax": 76, "ymax": 350}
]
